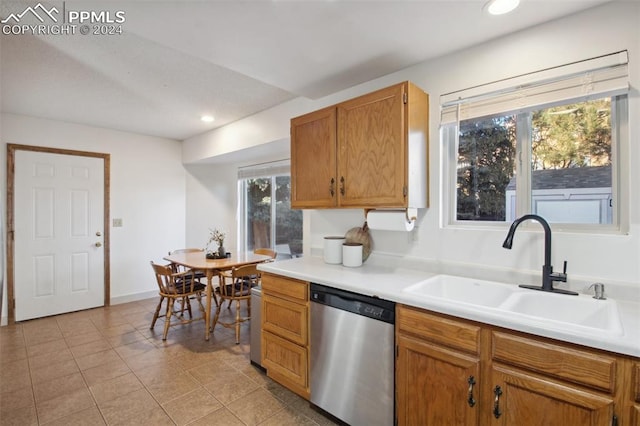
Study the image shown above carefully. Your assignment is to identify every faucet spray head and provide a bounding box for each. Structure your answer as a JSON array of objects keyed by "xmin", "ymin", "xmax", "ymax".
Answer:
[
  {"xmin": 502, "ymin": 219, "xmax": 520, "ymax": 249},
  {"xmin": 502, "ymin": 235, "xmax": 513, "ymax": 249}
]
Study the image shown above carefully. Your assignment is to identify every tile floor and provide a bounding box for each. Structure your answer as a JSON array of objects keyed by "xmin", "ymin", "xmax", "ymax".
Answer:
[{"xmin": 0, "ymin": 298, "xmax": 339, "ymax": 426}]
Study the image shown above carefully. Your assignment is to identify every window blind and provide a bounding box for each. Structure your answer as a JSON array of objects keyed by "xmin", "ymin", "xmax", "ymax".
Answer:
[
  {"xmin": 237, "ymin": 159, "xmax": 290, "ymax": 180},
  {"xmin": 440, "ymin": 51, "xmax": 629, "ymax": 125}
]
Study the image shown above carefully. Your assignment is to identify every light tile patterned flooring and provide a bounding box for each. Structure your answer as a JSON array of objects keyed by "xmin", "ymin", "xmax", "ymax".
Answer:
[{"xmin": 0, "ymin": 298, "xmax": 339, "ymax": 426}]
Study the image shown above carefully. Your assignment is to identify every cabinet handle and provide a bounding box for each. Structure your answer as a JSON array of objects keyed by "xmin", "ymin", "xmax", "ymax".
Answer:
[
  {"xmin": 329, "ymin": 178, "xmax": 335, "ymax": 197},
  {"xmin": 340, "ymin": 176, "xmax": 345, "ymax": 196},
  {"xmin": 467, "ymin": 376, "xmax": 476, "ymax": 407},
  {"xmin": 493, "ymin": 385, "xmax": 503, "ymax": 419}
]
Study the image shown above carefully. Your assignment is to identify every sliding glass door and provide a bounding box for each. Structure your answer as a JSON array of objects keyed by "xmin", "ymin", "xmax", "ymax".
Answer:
[{"xmin": 239, "ymin": 163, "xmax": 302, "ymax": 258}]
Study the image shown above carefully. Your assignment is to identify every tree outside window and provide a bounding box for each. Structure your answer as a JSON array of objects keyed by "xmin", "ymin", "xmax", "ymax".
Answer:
[
  {"xmin": 456, "ymin": 98, "xmax": 613, "ymax": 224},
  {"xmin": 244, "ymin": 175, "xmax": 302, "ymax": 256}
]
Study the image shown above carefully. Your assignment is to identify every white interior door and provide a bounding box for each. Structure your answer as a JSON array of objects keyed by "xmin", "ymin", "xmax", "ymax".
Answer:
[{"xmin": 14, "ymin": 150, "xmax": 105, "ymax": 321}]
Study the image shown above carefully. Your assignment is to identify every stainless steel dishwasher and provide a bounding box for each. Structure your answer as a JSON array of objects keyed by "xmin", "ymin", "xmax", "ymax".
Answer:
[
  {"xmin": 250, "ymin": 286, "xmax": 262, "ymax": 367},
  {"xmin": 310, "ymin": 283, "xmax": 396, "ymax": 426}
]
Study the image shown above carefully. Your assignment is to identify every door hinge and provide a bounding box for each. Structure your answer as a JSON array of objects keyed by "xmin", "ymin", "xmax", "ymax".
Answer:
[
  {"xmin": 403, "ymin": 186, "xmax": 408, "ymax": 197},
  {"xmin": 403, "ymin": 92, "xmax": 408, "ymax": 104},
  {"xmin": 12, "ymin": 299, "xmax": 15, "ymax": 309},
  {"xmin": 396, "ymin": 344, "xmax": 399, "ymax": 358},
  {"xmin": 612, "ymin": 414, "xmax": 618, "ymax": 426}
]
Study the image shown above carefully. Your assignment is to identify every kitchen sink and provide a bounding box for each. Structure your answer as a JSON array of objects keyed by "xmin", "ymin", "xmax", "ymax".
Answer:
[
  {"xmin": 498, "ymin": 291, "xmax": 624, "ymax": 335},
  {"xmin": 403, "ymin": 274, "xmax": 624, "ymax": 336},
  {"xmin": 402, "ymin": 275, "xmax": 518, "ymax": 308}
]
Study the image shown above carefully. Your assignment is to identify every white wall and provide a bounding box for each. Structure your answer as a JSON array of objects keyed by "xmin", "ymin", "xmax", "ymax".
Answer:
[
  {"xmin": 183, "ymin": 2, "xmax": 640, "ymax": 289},
  {"xmin": 184, "ymin": 163, "xmax": 239, "ymax": 252},
  {"xmin": 1, "ymin": 113, "xmax": 186, "ymax": 324},
  {"xmin": 183, "ymin": 147, "xmax": 294, "ymax": 253}
]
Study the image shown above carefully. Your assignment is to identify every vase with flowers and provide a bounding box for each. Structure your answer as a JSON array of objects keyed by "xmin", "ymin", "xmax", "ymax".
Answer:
[{"xmin": 207, "ymin": 228, "xmax": 226, "ymax": 258}]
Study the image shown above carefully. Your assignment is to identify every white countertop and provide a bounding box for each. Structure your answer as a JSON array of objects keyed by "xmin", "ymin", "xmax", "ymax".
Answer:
[{"xmin": 259, "ymin": 256, "xmax": 640, "ymax": 358}]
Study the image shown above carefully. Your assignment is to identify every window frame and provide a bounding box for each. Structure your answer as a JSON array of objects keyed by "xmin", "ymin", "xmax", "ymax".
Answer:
[
  {"xmin": 442, "ymin": 94, "xmax": 628, "ymax": 234},
  {"xmin": 237, "ymin": 160, "xmax": 303, "ymax": 254}
]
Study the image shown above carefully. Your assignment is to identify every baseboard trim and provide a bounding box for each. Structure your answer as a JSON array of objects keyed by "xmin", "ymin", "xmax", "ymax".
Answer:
[
  {"xmin": 0, "ymin": 290, "xmax": 157, "ymax": 327},
  {"xmin": 110, "ymin": 290, "xmax": 157, "ymax": 305}
]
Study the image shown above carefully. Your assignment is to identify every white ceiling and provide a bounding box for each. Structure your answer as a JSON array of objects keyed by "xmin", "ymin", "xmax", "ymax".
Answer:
[{"xmin": 1, "ymin": 0, "xmax": 611, "ymax": 141}]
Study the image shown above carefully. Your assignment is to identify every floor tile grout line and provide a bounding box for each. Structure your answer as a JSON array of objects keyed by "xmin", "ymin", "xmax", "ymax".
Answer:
[
  {"xmin": 20, "ymin": 326, "xmax": 40, "ymax": 426},
  {"xmin": 36, "ymin": 320, "xmax": 103, "ymax": 426},
  {"xmin": 3, "ymin": 298, "xmax": 330, "ymax": 426}
]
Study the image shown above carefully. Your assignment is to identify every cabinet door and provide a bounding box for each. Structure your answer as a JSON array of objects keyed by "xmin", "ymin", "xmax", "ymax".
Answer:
[
  {"xmin": 396, "ymin": 334, "xmax": 480, "ymax": 426},
  {"xmin": 337, "ymin": 83, "xmax": 406, "ymax": 207},
  {"xmin": 290, "ymin": 107, "xmax": 337, "ymax": 208},
  {"xmin": 262, "ymin": 330, "xmax": 308, "ymax": 398},
  {"xmin": 490, "ymin": 365, "xmax": 614, "ymax": 426},
  {"xmin": 262, "ymin": 294, "xmax": 308, "ymax": 346},
  {"xmin": 261, "ymin": 273, "xmax": 308, "ymax": 303},
  {"xmin": 633, "ymin": 363, "xmax": 640, "ymax": 426}
]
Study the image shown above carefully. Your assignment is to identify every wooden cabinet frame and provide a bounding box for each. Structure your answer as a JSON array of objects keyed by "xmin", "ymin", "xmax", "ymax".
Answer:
[
  {"xmin": 396, "ymin": 304, "xmax": 638, "ymax": 426},
  {"xmin": 291, "ymin": 81, "xmax": 429, "ymax": 209},
  {"xmin": 260, "ymin": 273, "xmax": 310, "ymax": 399}
]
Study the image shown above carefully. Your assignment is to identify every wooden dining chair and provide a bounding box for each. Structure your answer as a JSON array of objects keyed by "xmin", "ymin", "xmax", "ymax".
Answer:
[
  {"xmin": 253, "ymin": 248, "xmax": 277, "ymax": 260},
  {"xmin": 218, "ymin": 248, "xmax": 276, "ymax": 309},
  {"xmin": 168, "ymin": 248, "xmax": 219, "ymax": 309},
  {"xmin": 150, "ymin": 261, "xmax": 207, "ymax": 340},
  {"xmin": 211, "ymin": 263, "xmax": 260, "ymax": 344}
]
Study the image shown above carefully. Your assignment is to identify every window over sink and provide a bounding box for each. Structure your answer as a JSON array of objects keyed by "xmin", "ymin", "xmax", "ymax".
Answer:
[{"xmin": 441, "ymin": 51, "xmax": 629, "ymax": 232}]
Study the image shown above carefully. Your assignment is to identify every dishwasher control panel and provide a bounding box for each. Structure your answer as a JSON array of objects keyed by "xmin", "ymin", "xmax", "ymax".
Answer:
[{"xmin": 310, "ymin": 283, "xmax": 395, "ymax": 324}]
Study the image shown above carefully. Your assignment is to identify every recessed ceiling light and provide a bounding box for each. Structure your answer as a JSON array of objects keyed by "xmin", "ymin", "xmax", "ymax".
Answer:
[
  {"xmin": 201, "ymin": 115, "xmax": 214, "ymax": 123},
  {"xmin": 485, "ymin": 0, "xmax": 520, "ymax": 15}
]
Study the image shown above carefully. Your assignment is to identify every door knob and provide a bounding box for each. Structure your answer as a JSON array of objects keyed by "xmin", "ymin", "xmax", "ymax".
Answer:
[
  {"xmin": 95, "ymin": 242, "xmax": 102, "ymax": 247},
  {"xmin": 96, "ymin": 231, "xmax": 102, "ymax": 236}
]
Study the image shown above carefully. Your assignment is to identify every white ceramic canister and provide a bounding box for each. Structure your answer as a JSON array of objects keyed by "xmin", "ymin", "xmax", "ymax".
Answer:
[
  {"xmin": 324, "ymin": 236, "xmax": 346, "ymax": 264},
  {"xmin": 342, "ymin": 242, "xmax": 363, "ymax": 267}
]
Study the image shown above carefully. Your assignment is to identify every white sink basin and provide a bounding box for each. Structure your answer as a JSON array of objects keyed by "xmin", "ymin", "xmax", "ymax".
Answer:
[
  {"xmin": 403, "ymin": 275, "xmax": 518, "ymax": 308},
  {"xmin": 403, "ymin": 274, "xmax": 624, "ymax": 336},
  {"xmin": 498, "ymin": 292, "xmax": 624, "ymax": 335}
]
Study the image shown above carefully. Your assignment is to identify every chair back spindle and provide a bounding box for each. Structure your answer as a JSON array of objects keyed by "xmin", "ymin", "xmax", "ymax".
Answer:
[{"xmin": 149, "ymin": 261, "xmax": 206, "ymax": 340}]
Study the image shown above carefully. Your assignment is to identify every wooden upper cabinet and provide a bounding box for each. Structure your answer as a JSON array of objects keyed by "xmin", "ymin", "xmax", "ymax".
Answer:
[
  {"xmin": 337, "ymin": 83, "xmax": 405, "ymax": 207},
  {"xmin": 290, "ymin": 81, "xmax": 429, "ymax": 209},
  {"xmin": 291, "ymin": 107, "xmax": 337, "ymax": 208}
]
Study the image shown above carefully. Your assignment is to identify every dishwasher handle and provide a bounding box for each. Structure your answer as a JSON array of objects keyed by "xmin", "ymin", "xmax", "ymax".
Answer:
[{"xmin": 310, "ymin": 283, "xmax": 395, "ymax": 324}]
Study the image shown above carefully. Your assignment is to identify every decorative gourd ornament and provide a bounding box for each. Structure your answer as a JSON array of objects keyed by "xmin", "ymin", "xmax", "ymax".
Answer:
[{"xmin": 344, "ymin": 221, "xmax": 372, "ymax": 262}]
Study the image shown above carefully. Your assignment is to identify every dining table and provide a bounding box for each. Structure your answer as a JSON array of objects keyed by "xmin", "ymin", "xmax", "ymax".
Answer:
[{"xmin": 163, "ymin": 250, "xmax": 272, "ymax": 340}]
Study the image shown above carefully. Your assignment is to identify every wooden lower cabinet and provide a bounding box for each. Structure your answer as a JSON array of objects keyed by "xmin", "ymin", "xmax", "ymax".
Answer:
[
  {"xmin": 262, "ymin": 330, "xmax": 308, "ymax": 394},
  {"xmin": 396, "ymin": 334, "xmax": 480, "ymax": 425},
  {"xmin": 260, "ymin": 273, "xmax": 310, "ymax": 399},
  {"xmin": 491, "ymin": 365, "xmax": 614, "ymax": 425},
  {"xmin": 633, "ymin": 362, "xmax": 640, "ymax": 425},
  {"xmin": 396, "ymin": 304, "xmax": 637, "ymax": 426}
]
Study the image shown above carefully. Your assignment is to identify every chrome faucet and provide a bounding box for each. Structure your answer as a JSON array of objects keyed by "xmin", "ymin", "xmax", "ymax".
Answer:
[{"xmin": 502, "ymin": 214, "xmax": 578, "ymax": 295}]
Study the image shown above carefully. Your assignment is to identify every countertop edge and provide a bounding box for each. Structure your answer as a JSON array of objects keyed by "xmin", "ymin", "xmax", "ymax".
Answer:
[{"xmin": 259, "ymin": 257, "xmax": 640, "ymax": 358}]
